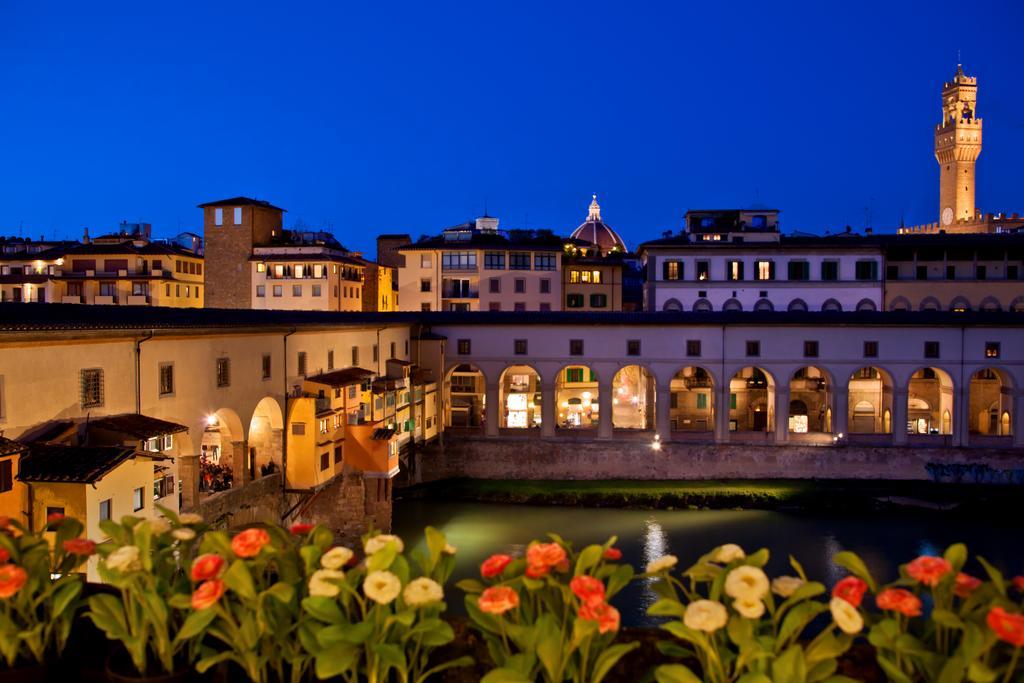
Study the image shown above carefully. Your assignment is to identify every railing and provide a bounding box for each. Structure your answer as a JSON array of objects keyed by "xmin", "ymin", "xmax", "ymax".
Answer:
[{"xmin": 442, "ymin": 288, "xmax": 479, "ymax": 299}]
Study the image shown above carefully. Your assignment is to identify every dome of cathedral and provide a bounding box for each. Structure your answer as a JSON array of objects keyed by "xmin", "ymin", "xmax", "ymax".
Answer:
[{"xmin": 570, "ymin": 195, "xmax": 627, "ymax": 253}]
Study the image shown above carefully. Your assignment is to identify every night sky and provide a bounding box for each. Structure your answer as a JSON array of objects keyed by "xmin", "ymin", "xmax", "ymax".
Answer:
[{"xmin": 1, "ymin": 1, "xmax": 1022, "ymax": 256}]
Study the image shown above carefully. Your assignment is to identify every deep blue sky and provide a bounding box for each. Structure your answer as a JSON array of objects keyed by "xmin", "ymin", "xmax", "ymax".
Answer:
[{"xmin": 1, "ymin": 1, "xmax": 1022, "ymax": 256}]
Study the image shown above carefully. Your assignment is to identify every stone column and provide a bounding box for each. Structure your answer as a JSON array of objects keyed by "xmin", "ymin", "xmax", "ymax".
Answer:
[
  {"xmin": 833, "ymin": 383, "xmax": 849, "ymax": 437},
  {"xmin": 774, "ymin": 386, "xmax": 790, "ymax": 444},
  {"xmin": 485, "ymin": 383, "xmax": 500, "ymax": 437},
  {"xmin": 892, "ymin": 387, "xmax": 908, "ymax": 445},
  {"xmin": 178, "ymin": 454, "xmax": 200, "ymax": 511},
  {"xmin": 716, "ymin": 379, "xmax": 731, "ymax": 443},
  {"xmin": 953, "ymin": 380, "xmax": 969, "ymax": 447},
  {"xmin": 656, "ymin": 381, "xmax": 671, "ymax": 443},
  {"xmin": 598, "ymin": 376, "xmax": 614, "ymax": 440},
  {"xmin": 541, "ymin": 382, "xmax": 556, "ymax": 438},
  {"xmin": 1014, "ymin": 392, "xmax": 1024, "ymax": 448},
  {"xmin": 231, "ymin": 440, "xmax": 249, "ymax": 487}
]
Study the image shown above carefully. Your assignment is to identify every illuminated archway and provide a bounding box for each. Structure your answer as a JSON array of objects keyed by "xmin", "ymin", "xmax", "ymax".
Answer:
[
  {"xmin": 729, "ymin": 367, "xmax": 775, "ymax": 432},
  {"xmin": 555, "ymin": 365, "xmax": 599, "ymax": 430},
  {"xmin": 499, "ymin": 365, "xmax": 542, "ymax": 429},
  {"xmin": 446, "ymin": 364, "xmax": 486, "ymax": 428},
  {"xmin": 669, "ymin": 366, "xmax": 715, "ymax": 432},
  {"xmin": 612, "ymin": 365, "xmax": 655, "ymax": 430},
  {"xmin": 248, "ymin": 397, "xmax": 284, "ymax": 480},
  {"xmin": 848, "ymin": 367, "xmax": 894, "ymax": 434},
  {"xmin": 789, "ymin": 367, "xmax": 831, "ymax": 433},
  {"xmin": 969, "ymin": 368, "xmax": 1013, "ymax": 436},
  {"xmin": 907, "ymin": 367, "xmax": 954, "ymax": 435},
  {"xmin": 200, "ymin": 407, "xmax": 244, "ymax": 492}
]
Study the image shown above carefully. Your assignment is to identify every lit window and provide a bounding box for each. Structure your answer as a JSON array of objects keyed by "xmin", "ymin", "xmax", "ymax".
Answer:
[
  {"xmin": 233, "ymin": 207, "xmax": 242, "ymax": 225},
  {"xmin": 214, "ymin": 208, "xmax": 223, "ymax": 226}
]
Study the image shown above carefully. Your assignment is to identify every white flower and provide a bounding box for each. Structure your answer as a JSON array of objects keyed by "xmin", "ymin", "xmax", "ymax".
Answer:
[
  {"xmin": 320, "ymin": 546, "xmax": 354, "ymax": 570},
  {"xmin": 403, "ymin": 577, "xmax": 444, "ymax": 607},
  {"xmin": 178, "ymin": 513, "xmax": 204, "ymax": 525},
  {"xmin": 364, "ymin": 534, "xmax": 404, "ymax": 556},
  {"xmin": 105, "ymin": 545, "xmax": 142, "ymax": 573},
  {"xmin": 443, "ymin": 543, "xmax": 457, "ymax": 555},
  {"xmin": 308, "ymin": 569, "xmax": 346, "ymax": 598},
  {"xmin": 172, "ymin": 528, "xmax": 196, "ymax": 541},
  {"xmin": 733, "ymin": 598, "xmax": 765, "ymax": 619},
  {"xmin": 771, "ymin": 575, "xmax": 805, "ymax": 598},
  {"xmin": 363, "ymin": 570, "xmax": 401, "ymax": 604},
  {"xmin": 712, "ymin": 544, "xmax": 746, "ymax": 564},
  {"xmin": 646, "ymin": 555, "xmax": 678, "ymax": 573},
  {"xmin": 146, "ymin": 517, "xmax": 172, "ymax": 536},
  {"xmin": 829, "ymin": 597, "xmax": 864, "ymax": 635},
  {"xmin": 683, "ymin": 600, "xmax": 729, "ymax": 633},
  {"xmin": 725, "ymin": 566, "xmax": 770, "ymax": 602}
]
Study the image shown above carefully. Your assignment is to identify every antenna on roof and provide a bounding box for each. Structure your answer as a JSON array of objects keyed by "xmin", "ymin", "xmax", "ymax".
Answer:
[{"xmin": 483, "ymin": 197, "xmax": 489, "ymax": 218}]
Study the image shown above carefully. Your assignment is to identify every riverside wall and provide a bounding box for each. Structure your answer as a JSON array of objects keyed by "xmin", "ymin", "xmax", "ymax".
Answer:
[{"xmin": 411, "ymin": 437, "xmax": 1024, "ymax": 482}]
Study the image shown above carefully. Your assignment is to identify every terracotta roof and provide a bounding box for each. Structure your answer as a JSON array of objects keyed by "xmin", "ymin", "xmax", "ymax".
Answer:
[
  {"xmin": 0, "ymin": 438, "xmax": 25, "ymax": 459},
  {"xmin": 306, "ymin": 368, "xmax": 376, "ymax": 387},
  {"xmin": 89, "ymin": 414, "xmax": 189, "ymax": 439},
  {"xmin": 371, "ymin": 428, "xmax": 396, "ymax": 440},
  {"xmin": 197, "ymin": 197, "xmax": 286, "ymax": 212},
  {"xmin": 19, "ymin": 444, "xmax": 137, "ymax": 483}
]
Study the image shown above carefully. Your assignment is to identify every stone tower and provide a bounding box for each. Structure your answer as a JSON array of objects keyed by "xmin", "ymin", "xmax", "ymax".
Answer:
[
  {"xmin": 199, "ymin": 197, "xmax": 285, "ymax": 308},
  {"xmin": 934, "ymin": 64, "xmax": 981, "ymax": 227}
]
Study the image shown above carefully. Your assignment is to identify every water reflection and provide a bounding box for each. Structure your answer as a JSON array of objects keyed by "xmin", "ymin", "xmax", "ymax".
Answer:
[{"xmin": 394, "ymin": 501, "xmax": 1024, "ymax": 627}]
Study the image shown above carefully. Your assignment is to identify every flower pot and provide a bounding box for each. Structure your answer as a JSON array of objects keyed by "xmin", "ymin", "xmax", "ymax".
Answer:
[
  {"xmin": 105, "ymin": 657, "xmax": 190, "ymax": 683},
  {"xmin": 0, "ymin": 664, "xmax": 47, "ymax": 683}
]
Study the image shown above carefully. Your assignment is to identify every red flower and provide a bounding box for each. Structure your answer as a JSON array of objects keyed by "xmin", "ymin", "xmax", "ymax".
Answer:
[
  {"xmin": 480, "ymin": 554, "xmax": 513, "ymax": 579},
  {"xmin": 526, "ymin": 542, "xmax": 567, "ymax": 579},
  {"xmin": 906, "ymin": 556, "xmax": 953, "ymax": 587},
  {"xmin": 954, "ymin": 572, "xmax": 982, "ymax": 598},
  {"xmin": 876, "ymin": 588, "xmax": 922, "ymax": 617},
  {"xmin": 0, "ymin": 549, "xmax": 9, "ymax": 564},
  {"xmin": 570, "ymin": 575, "xmax": 606, "ymax": 607},
  {"xmin": 191, "ymin": 579, "xmax": 225, "ymax": 610},
  {"xmin": 46, "ymin": 512, "xmax": 65, "ymax": 525},
  {"xmin": 833, "ymin": 576, "xmax": 869, "ymax": 608},
  {"xmin": 1012, "ymin": 576, "xmax": 1024, "ymax": 592},
  {"xmin": 603, "ymin": 547, "xmax": 623, "ymax": 561},
  {"xmin": 478, "ymin": 586, "xmax": 519, "ymax": 615},
  {"xmin": 578, "ymin": 601, "xmax": 620, "ymax": 634},
  {"xmin": 290, "ymin": 523, "xmax": 314, "ymax": 535},
  {"xmin": 63, "ymin": 539, "xmax": 97, "ymax": 556},
  {"xmin": 987, "ymin": 607, "xmax": 1024, "ymax": 647},
  {"xmin": 0, "ymin": 565, "xmax": 27, "ymax": 599},
  {"xmin": 231, "ymin": 528, "xmax": 270, "ymax": 558},
  {"xmin": 191, "ymin": 553, "xmax": 226, "ymax": 581}
]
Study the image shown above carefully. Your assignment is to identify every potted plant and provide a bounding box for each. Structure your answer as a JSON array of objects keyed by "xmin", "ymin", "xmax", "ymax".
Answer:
[
  {"xmin": 0, "ymin": 513, "xmax": 90, "ymax": 681},
  {"xmin": 85, "ymin": 507, "xmax": 206, "ymax": 682},
  {"xmin": 299, "ymin": 526, "xmax": 473, "ymax": 683},
  {"xmin": 459, "ymin": 534, "xmax": 637, "ymax": 682}
]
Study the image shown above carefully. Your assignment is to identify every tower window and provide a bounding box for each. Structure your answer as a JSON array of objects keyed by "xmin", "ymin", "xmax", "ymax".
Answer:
[
  {"xmin": 214, "ymin": 208, "xmax": 223, "ymax": 226},
  {"xmin": 233, "ymin": 207, "xmax": 242, "ymax": 225}
]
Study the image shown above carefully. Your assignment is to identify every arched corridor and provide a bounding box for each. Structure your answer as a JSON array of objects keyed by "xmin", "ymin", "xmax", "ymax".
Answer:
[
  {"xmin": 907, "ymin": 367, "xmax": 954, "ymax": 435},
  {"xmin": 848, "ymin": 367, "xmax": 893, "ymax": 435},
  {"xmin": 669, "ymin": 366, "xmax": 714, "ymax": 433},
  {"xmin": 499, "ymin": 365, "xmax": 542, "ymax": 429},
  {"xmin": 446, "ymin": 364, "xmax": 486, "ymax": 428},
  {"xmin": 729, "ymin": 367, "xmax": 775, "ymax": 434},
  {"xmin": 788, "ymin": 367, "xmax": 831, "ymax": 434},
  {"xmin": 200, "ymin": 408, "xmax": 244, "ymax": 492},
  {"xmin": 611, "ymin": 365, "xmax": 655, "ymax": 430},
  {"xmin": 968, "ymin": 368, "xmax": 1013, "ymax": 437},
  {"xmin": 248, "ymin": 397, "xmax": 284, "ymax": 480},
  {"xmin": 555, "ymin": 365, "xmax": 598, "ymax": 430}
]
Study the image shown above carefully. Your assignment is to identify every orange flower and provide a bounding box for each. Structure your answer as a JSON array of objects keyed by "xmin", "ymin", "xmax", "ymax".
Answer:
[
  {"xmin": 191, "ymin": 553, "xmax": 226, "ymax": 581},
  {"xmin": 954, "ymin": 572, "xmax": 982, "ymax": 598},
  {"xmin": 578, "ymin": 601, "xmax": 620, "ymax": 634},
  {"xmin": 603, "ymin": 547, "xmax": 623, "ymax": 560},
  {"xmin": 876, "ymin": 588, "xmax": 922, "ymax": 617},
  {"xmin": 63, "ymin": 539, "xmax": 97, "ymax": 556},
  {"xmin": 987, "ymin": 607, "xmax": 1024, "ymax": 647},
  {"xmin": 0, "ymin": 549, "xmax": 9, "ymax": 564},
  {"xmin": 191, "ymin": 579, "xmax": 225, "ymax": 610},
  {"xmin": 833, "ymin": 576, "xmax": 868, "ymax": 608},
  {"xmin": 478, "ymin": 586, "xmax": 519, "ymax": 615},
  {"xmin": 231, "ymin": 528, "xmax": 270, "ymax": 558},
  {"xmin": 1012, "ymin": 576, "xmax": 1024, "ymax": 593},
  {"xmin": 290, "ymin": 523, "xmax": 314, "ymax": 535},
  {"xmin": 570, "ymin": 575, "xmax": 606, "ymax": 607},
  {"xmin": 906, "ymin": 556, "xmax": 953, "ymax": 587},
  {"xmin": 526, "ymin": 542, "xmax": 567, "ymax": 578},
  {"xmin": 480, "ymin": 554, "xmax": 513, "ymax": 579},
  {"xmin": 0, "ymin": 565, "xmax": 27, "ymax": 599}
]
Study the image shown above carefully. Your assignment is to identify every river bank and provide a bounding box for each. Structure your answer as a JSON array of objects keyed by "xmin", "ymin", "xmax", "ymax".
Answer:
[{"xmin": 398, "ymin": 477, "xmax": 1022, "ymax": 514}]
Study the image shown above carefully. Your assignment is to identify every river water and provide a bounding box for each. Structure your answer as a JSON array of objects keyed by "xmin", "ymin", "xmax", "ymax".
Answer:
[{"xmin": 393, "ymin": 500, "xmax": 1024, "ymax": 627}]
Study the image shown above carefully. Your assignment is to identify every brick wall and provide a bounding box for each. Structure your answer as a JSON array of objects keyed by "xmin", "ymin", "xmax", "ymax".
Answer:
[
  {"xmin": 293, "ymin": 472, "xmax": 393, "ymax": 545},
  {"xmin": 195, "ymin": 473, "xmax": 282, "ymax": 529}
]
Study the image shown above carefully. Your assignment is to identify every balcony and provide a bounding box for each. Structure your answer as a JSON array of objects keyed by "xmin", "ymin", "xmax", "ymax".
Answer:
[
  {"xmin": 94, "ymin": 295, "xmax": 117, "ymax": 305},
  {"xmin": 127, "ymin": 295, "xmax": 150, "ymax": 305},
  {"xmin": 441, "ymin": 287, "xmax": 479, "ymax": 299},
  {"xmin": 61, "ymin": 295, "xmax": 82, "ymax": 304}
]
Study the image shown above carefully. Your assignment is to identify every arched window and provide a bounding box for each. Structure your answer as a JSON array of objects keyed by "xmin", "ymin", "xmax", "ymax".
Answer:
[
  {"xmin": 821, "ymin": 299, "xmax": 842, "ymax": 312},
  {"xmin": 693, "ymin": 298, "xmax": 713, "ymax": 312},
  {"xmin": 663, "ymin": 299, "xmax": 684, "ymax": 312},
  {"xmin": 722, "ymin": 298, "xmax": 742, "ymax": 312},
  {"xmin": 855, "ymin": 298, "xmax": 877, "ymax": 312},
  {"xmin": 753, "ymin": 298, "xmax": 774, "ymax": 312},
  {"xmin": 787, "ymin": 299, "xmax": 808, "ymax": 312}
]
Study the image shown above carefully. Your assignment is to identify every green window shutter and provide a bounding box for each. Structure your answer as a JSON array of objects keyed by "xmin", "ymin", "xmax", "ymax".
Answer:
[{"xmin": 730, "ymin": 393, "xmax": 737, "ymax": 409}]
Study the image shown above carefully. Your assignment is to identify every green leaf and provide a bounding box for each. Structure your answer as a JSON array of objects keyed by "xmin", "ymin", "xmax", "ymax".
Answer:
[
  {"xmin": 655, "ymin": 664, "xmax": 703, "ymax": 683},
  {"xmin": 590, "ymin": 642, "xmax": 640, "ymax": 683},
  {"xmin": 789, "ymin": 555, "xmax": 808, "ymax": 581},
  {"xmin": 425, "ymin": 526, "xmax": 446, "ymax": 566},
  {"xmin": 455, "ymin": 578, "xmax": 486, "ymax": 594},
  {"xmin": 367, "ymin": 542, "xmax": 398, "ymax": 572},
  {"xmin": 175, "ymin": 608, "xmax": 217, "ymax": 643},
  {"xmin": 976, "ymin": 556, "xmax": 1005, "ymax": 595},
  {"xmin": 832, "ymin": 551, "xmax": 877, "ymax": 592},
  {"xmin": 50, "ymin": 580, "xmax": 82, "ymax": 620},
  {"xmin": 772, "ymin": 644, "xmax": 807, "ymax": 683},
  {"xmin": 315, "ymin": 643, "xmax": 358, "ymax": 679},
  {"xmin": 263, "ymin": 581, "xmax": 294, "ymax": 604},
  {"xmin": 937, "ymin": 656, "xmax": 968, "ymax": 683},
  {"xmin": 943, "ymin": 543, "xmax": 968, "ymax": 572},
  {"xmin": 222, "ymin": 559, "xmax": 257, "ymax": 601},
  {"xmin": 85, "ymin": 593, "xmax": 128, "ymax": 641},
  {"xmin": 574, "ymin": 544, "xmax": 603, "ymax": 577},
  {"xmin": 371, "ymin": 642, "xmax": 407, "ymax": 672},
  {"xmin": 778, "ymin": 602, "xmax": 827, "ymax": 647},
  {"xmin": 967, "ymin": 660, "xmax": 999, "ymax": 683},
  {"xmin": 605, "ymin": 564, "xmax": 634, "ymax": 599},
  {"xmin": 737, "ymin": 674, "xmax": 773, "ymax": 683},
  {"xmin": 877, "ymin": 657, "xmax": 914, "ymax": 683},
  {"xmin": 743, "ymin": 548, "xmax": 770, "ymax": 568},
  {"xmin": 481, "ymin": 668, "xmax": 533, "ymax": 683},
  {"xmin": 415, "ymin": 655, "xmax": 474, "ymax": 683},
  {"xmin": 534, "ymin": 614, "xmax": 563, "ymax": 681},
  {"xmin": 648, "ymin": 599, "xmax": 687, "ymax": 618},
  {"xmin": 302, "ymin": 596, "xmax": 344, "ymax": 624},
  {"xmin": 931, "ymin": 608, "xmax": 965, "ymax": 630}
]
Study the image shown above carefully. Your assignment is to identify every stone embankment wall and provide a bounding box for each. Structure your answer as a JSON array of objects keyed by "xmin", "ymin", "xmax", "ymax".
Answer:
[
  {"xmin": 412, "ymin": 437, "xmax": 1024, "ymax": 482},
  {"xmin": 194, "ymin": 473, "xmax": 283, "ymax": 528},
  {"xmin": 293, "ymin": 471, "xmax": 393, "ymax": 545}
]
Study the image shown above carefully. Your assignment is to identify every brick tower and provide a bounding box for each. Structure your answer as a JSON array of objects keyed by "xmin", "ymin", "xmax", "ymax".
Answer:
[
  {"xmin": 199, "ymin": 197, "xmax": 285, "ymax": 309},
  {"xmin": 934, "ymin": 65, "xmax": 981, "ymax": 227}
]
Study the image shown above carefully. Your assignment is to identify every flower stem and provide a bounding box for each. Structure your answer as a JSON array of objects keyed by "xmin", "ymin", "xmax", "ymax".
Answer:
[{"xmin": 1003, "ymin": 647, "xmax": 1021, "ymax": 683}]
